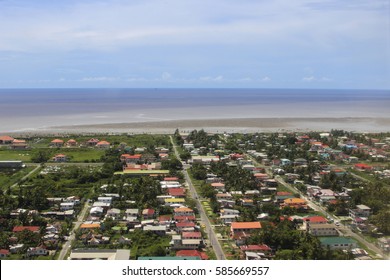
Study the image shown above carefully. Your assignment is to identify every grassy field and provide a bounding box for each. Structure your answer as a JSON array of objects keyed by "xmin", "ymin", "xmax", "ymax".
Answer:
[
  {"xmin": 0, "ymin": 166, "xmax": 36, "ymax": 189},
  {"xmin": 0, "ymin": 149, "xmax": 32, "ymax": 161},
  {"xmin": 57, "ymin": 148, "xmax": 105, "ymax": 162}
]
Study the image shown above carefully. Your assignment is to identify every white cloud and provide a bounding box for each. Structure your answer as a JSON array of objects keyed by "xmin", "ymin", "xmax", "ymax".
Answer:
[
  {"xmin": 199, "ymin": 75, "xmax": 224, "ymax": 82},
  {"xmin": 80, "ymin": 76, "xmax": 119, "ymax": 82},
  {"xmin": 261, "ymin": 76, "xmax": 271, "ymax": 82},
  {"xmin": 161, "ymin": 72, "xmax": 172, "ymax": 81},
  {"xmin": 302, "ymin": 76, "xmax": 332, "ymax": 82}
]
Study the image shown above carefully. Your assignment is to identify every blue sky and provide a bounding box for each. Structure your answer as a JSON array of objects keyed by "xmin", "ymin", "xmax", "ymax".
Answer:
[{"xmin": 0, "ymin": 0, "xmax": 389, "ymax": 89}]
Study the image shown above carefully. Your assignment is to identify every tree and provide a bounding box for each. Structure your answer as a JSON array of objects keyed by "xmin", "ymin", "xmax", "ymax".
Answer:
[{"xmin": 31, "ymin": 150, "xmax": 51, "ymax": 163}]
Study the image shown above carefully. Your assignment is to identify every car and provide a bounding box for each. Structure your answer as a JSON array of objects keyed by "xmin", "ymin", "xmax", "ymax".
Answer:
[{"xmin": 335, "ymin": 222, "xmax": 340, "ymax": 226}]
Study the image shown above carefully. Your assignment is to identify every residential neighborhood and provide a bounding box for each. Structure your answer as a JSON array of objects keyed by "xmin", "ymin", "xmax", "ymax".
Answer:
[{"xmin": 0, "ymin": 130, "xmax": 389, "ymax": 260}]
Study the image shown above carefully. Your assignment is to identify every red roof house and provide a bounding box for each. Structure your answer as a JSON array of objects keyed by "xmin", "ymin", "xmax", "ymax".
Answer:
[
  {"xmin": 176, "ymin": 250, "xmax": 209, "ymax": 260},
  {"xmin": 12, "ymin": 226, "xmax": 40, "ymax": 233}
]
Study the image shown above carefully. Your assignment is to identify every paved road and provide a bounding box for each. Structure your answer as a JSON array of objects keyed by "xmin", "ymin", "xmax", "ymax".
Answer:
[
  {"xmin": 170, "ymin": 136, "xmax": 226, "ymax": 260},
  {"xmin": 58, "ymin": 201, "xmax": 90, "ymax": 260}
]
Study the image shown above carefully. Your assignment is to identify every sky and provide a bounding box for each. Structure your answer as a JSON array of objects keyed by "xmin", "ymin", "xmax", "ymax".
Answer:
[{"xmin": 0, "ymin": 0, "xmax": 389, "ymax": 89}]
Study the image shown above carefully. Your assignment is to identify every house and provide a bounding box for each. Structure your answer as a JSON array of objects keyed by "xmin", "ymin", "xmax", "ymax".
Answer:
[
  {"xmin": 0, "ymin": 249, "xmax": 10, "ymax": 258},
  {"xmin": 211, "ymin": 182, "xmax": 225, "ymax": 191},
  {"xmin": 66, "ymin": 139, "xmax": 78, "ymax": 147},
  {"xmin": 121, "ymin": 154, "xmax": 142, "ymax": 163},
  {"xmin": 220, "ymin": 214, "xmax": 239, "ymax": 224},
  {"xmin": 349, "ymin": 204, "xmax": 371, "ymax": 219},
  {"xmin": 231, "ymin": 222, "xmax": 262, "ymax": 236},
  {"xmin": 354, "ymin": 163, "xmax": 373, "ymax": 171},
  {"xmin": 167, "ymin": 188, "xmax": 186, "ymax": 198},
  {"xmin": 106, "ymin": 208, "xmax": 121, "ymax": 219},
  {"xmin": 303, "ymin": 216, "xmax": 328, "ymax": 229},
  {"xmin": 282, "ymin": 198, "xmax": 308, "ymax": 210},
  {"xmin": 125, "ymin": 209, "xmax": 138, "ymax": 217},
  {"xmin": 170, "ymin": 235, "xmax": 201, "ymax": 250},
  {"xmin": 308, "ymin": 224, "xmax": 338, "ymax": 236},
  {"xmin": 96, "ymin": 141, "xmax": 110, "ymax": 149},
  {"xmin": 69, "ymin": 249, "xmax": 130, "ymax": 260},
  {"xmin": 9, "ymin": 244, "xmax": 24, "ymax": 253},
  {"xmin": 80, "ymin": 223, "xmax": 101, "ymax": 230},
  {"xmin": 12, "ymin": 226, "xmax": 40, "ymax": 233},
  {"xmin": 377, "ymin": 237, "xmax": 390, "ymax": 253},
  {"xmin": 53, "ymin": 154, "xmax": 68, "ymax": 162},
  {"xmin": 175, "ymin": 222, "xmax": 196, "ymax": 232},
  {"xmin": 176, "ymin": 250, "xmax": 208, "ymax": 260},
  {"xmin": 0, "ymin": 135, "xmax": 14, "ymax": 144},
  {"xmin": 60, "ymin": 202, "xmax": 75, "ymax": 211},
  {"xmin": 89, "ymin": 207, "xmax": 104, "ymax": 216},
  {"xmin": 182, "ymin": 231, "xmax": 202, "ymax": 240},
  {"xmin": 86, "ymin": 138, "xmax": 100, "ymax": 146},
  {"xmin": 26, "ymin": 246, "xmax": 48, "ymax": 257},
  {"xmin": 97, "ymin": 196, "xmax": 113, "ymax": 205},
  {"xmin": 174, "ymin": 207, "xmax": 194, "ymax": 216},
  {"xmin": 143, "ymin": 225, "xmax": 167, "ymax": 236},
  {"xmin": 142, "ymin": 208, "xmax": 155, "ymax": 219},
  {"xmin": 319, "ymin": 237, "xmax": 357, "ymax": 250},
  {"xmin": 50, "ymin": 139, "xmax": 64, "ymax": 147},
  {"xmin": 11, "ymin": 139, "xmax": 28, "ymax": 150}
]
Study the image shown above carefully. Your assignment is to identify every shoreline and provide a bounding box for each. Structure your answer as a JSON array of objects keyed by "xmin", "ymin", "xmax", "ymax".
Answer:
[{"xmin": 3, "ymin": 117, "xmax": 390, "ymax": 136}]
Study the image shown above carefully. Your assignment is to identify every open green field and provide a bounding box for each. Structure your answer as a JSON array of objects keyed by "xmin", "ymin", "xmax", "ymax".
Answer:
[
  {"xmin": 57, "ymin": 148, "xmax": 105, "ymax": 162},
  {"xmin": 0, "ymin": 149, "xmax": 32, "ymax": 161},
  {"xmin": 0, "ymin": 166, "xmax": 36, "ymax": 189}
]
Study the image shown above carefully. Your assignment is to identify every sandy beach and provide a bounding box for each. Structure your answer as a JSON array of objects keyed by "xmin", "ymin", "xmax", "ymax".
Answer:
[{"xmin": 6, "ymin": 117, "xmax": 389, "ymax": 136}]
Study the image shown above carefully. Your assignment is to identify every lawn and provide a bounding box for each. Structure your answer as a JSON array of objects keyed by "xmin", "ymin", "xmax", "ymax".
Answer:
[
  {"xmin": 0, "ymin": 166, "xmax": 36, "ymax": 190},
  {"xmin": 58, "ymin": 149, "xmax": 105, "ymax": 162},
  {"xmin": 0, "ymin": 149, "xmax": 32, "ymax": 162}
]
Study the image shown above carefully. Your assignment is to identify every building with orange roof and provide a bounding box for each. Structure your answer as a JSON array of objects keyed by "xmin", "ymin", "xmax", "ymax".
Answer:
[
  {"xmin": 11, "ymin": 139, "xmax": 28, "ymax": 150},
  {"xmin": 0, "ymin": 135, "xmax": 14, "ymax": 144},
  {"xmin": 282, "ymin": 198, "xmax": 308, "ymax": 211},
  {"xmin": 50, "ymin": 139, "xmax": 64, "ymax": 147},
  {"xmin": 120, "ymin": 154, "xmax": 142, "ymax": 162},
  {"xmin": 231, "ymin": 222, "xmax": 262, "ymax": 235},
  {"xmin": 80, "ymin": 223, "xmax": 101, "ymax": 230},
  {"xmin": 96, "ymin": 141, "xmax": 110, "ymax": 149},
  {"xmin": 174, "ymin": 207, "xmax": 194, "ymax": 216},
  {"xmin": 66, "ymin": 139, "xmax": 78, "ymax": 147}
]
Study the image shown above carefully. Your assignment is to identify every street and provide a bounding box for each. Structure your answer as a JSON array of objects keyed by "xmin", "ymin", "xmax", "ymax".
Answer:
[{"xmin": 170, "ymin": 136, "xmax": 226, "ymax": 260}]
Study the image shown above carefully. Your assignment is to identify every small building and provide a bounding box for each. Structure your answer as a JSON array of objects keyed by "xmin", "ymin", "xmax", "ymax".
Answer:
[
  {"xmin": 0, "ymin": 135, "xmax": 14, "ymax": 144},
  {"xmin": 319, "ymin": 237, "xmax": 357, "ymax": 250},
  {"xmin": 0, "ymin": 249, "xmax": 10, "ymax": 258},
  {"xmin": 96, "ymin": 141, "xmax": 110, "ymax": 149},
  {"xmin": 349, "ymin": 204, "xmax": 371, "ymax": 219},
  {"xmin": 12, "ymin": 226, "xmax": 40, "ymax": 233},
  {"xmin": 26, "ymin": 246, "xmax": 48, "ymax": 257},
  {"xmin": 231, "ymin": 222, "xmax": 262, "ymax": 236},
  {"xmin": 53, "ymin": 154, "xmax": 68, "ymax": 162},
  {"xmin": 142, "ymin": 208, "xmax": 155, "ymax": 219},
  {"xmin": 69, "ymin": 249, "xmax": 130, "ymax": 260},
  {"xmin": 308, "ymin": 224, "xmax": 338, "ymax": 236},
  {"xmin": 66, "ymin": 139, "xmax": 78, "ymax": 147},
  {"xmin": 50, "ymin": 139, "xmax": 64, "ymax": 147},
  {"xmin": 11, "ymin": 139, "xmax": 28, "ymax": 150},
  {"xmin": 86, "ymin": 138, "xmax": 100, "ymax": 146},
  {"xmin": 60, "ymin": 202, "xmax": 75, "ymax": 211}
]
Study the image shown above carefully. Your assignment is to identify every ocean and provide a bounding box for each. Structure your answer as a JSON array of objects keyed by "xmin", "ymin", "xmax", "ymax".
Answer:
[{"xmin": 0, "ymin": 88, "xmax": 389, "ymax": 133}]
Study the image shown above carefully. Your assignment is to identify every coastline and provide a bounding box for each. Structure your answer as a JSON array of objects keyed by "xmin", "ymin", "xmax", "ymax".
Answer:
[{"xmin": 4, "ymin": 117, "xmax": 390, "ymax": 136}]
